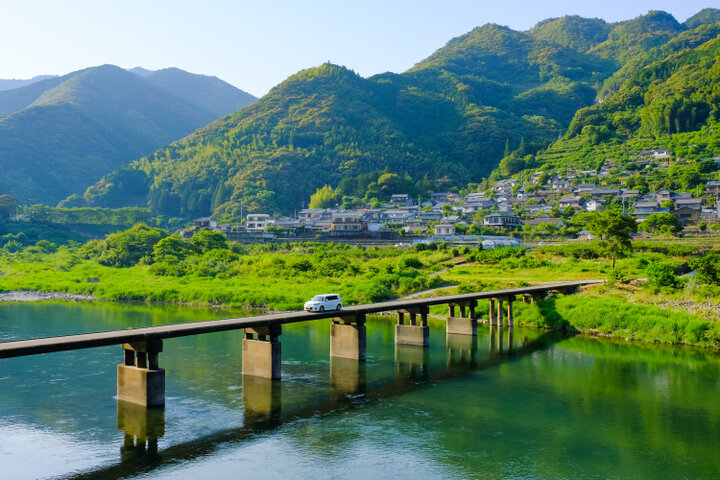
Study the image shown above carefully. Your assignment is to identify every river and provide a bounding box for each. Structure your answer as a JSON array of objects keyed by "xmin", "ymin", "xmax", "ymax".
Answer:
[{"xmin": 0, "ymin": 301, "xmax": 719, "ymax": 479}]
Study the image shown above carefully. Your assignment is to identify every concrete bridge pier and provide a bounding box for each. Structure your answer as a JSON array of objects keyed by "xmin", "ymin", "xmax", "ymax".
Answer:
[
  {"xmin": 447, "ymin": 300, "xmax": 478, "ymax": 336},
  {"xmin": 507, "ymin": 296, "xmax": 515, "ymax": 327},
  {"xmin": 396, "ymin": 306, "xmax": 429, "ymax": 347},
  {"xmin": 242, "ymin": 325, "xmax": 282, "ymax": 379},
  {"xmin": 330, "ymin": 314, "xmax": 366, "ymax": 360},
  {"xmin": 117, "ymin": 340, "xmax": 165, "ymax": 407},
  {"xmin": 491, "ymin": 298, "xmax": 504, "ymax": 326}
]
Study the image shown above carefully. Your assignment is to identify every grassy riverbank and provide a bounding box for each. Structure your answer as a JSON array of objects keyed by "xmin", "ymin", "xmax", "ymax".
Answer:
[{"xmin": 0, "ymin": 228, "xmax": 719, "ymax": 348}]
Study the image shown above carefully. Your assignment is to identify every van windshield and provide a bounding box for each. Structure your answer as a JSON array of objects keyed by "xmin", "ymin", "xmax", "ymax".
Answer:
[{"xmin": 311, "ymin": 295, "xmax": 325, "ymax": 302}]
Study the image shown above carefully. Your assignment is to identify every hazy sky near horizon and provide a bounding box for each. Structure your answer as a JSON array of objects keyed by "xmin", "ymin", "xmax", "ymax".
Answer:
[{"xmin": 1, "ymin": 0, "xmax": 717, "ymax": 96}]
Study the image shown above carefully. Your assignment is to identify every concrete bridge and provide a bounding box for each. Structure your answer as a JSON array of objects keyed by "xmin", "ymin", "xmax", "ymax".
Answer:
[{"xmin": 0, "ymin": 280, "xmax": 601, "ymax": 408}]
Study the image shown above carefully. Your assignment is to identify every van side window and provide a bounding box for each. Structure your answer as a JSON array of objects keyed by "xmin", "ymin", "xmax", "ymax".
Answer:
[{"xmin": 327, "ymin": 295, "xmax": 337, "ymax": 301}]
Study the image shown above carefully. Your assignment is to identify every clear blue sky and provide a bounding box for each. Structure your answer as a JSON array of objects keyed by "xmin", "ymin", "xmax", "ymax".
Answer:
[{"xmin": 1, "ymin": 0, "xmax": 716, "ymax": 96}]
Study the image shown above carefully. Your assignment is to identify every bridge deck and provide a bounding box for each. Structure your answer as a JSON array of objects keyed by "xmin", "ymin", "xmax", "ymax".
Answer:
[{"xmin": 0, "ymin": 280, "xmax": 601, "ymax": 358}]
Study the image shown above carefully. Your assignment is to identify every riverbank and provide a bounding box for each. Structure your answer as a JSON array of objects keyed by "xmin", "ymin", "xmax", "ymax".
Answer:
[
  {"xmin": 0, "ymin": 290, "xmax": 98, "ymax": 302},
  {"xmin": 1, "ymin": 238, "xmax": 719, "ymax": 348}
]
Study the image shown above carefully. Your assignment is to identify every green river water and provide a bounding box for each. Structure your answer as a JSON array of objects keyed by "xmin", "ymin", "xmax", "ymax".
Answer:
[{"xmin": 0, "ymin": 301, "xmax": 719, "ymax": 479}]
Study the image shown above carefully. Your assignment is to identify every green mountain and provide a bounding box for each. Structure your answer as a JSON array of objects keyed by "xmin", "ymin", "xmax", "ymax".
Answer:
[
  {"xmin": 85, "ymin": 23, "xmax": 621, "ymax": 217},
  {"xmin": 496, "ymin": 29, "xmax": 720, "ymax": 177},
  {"xmin": 528, "ymin": 16, "xmax": 612, "ymax": 53},
  {"xmin": 588, "ymin": 11, "xmax": 686, "ymax": 65},
  {"xmin": 0, "ymin": 65, "xmax": 256, "ymax": 204},
  {"xmin": 75, "ymin": 9, "xmax": 720, "ymax": 219},
  {"xmin": 0, "ymin": 75, "xmax": 57, "ymax": 92},
  {"xmin": 141, "ymin": 68, "xmax": 256, "ymax": 118},
  {"xmin": 684, "ymin": 8, "xmax": 720, "ymax": 29}
]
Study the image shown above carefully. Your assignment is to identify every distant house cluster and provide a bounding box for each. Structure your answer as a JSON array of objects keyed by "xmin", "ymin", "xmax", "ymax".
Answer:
[{"xmin": 187, "ymin": 149, "xmax": 720, "ymax": 243}]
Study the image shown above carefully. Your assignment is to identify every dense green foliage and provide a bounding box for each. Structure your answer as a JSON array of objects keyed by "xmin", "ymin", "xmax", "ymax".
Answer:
[
  {"xmin": 515, "ymin": 295, "xmax": 720, "ymax": 347},
  {"xmin": 0, "ymin": 65, "xmax": 255, "ymax": 205},
  {"xmin": 492, "ymin": 18, "xmax": 720, "ymax": 183}
]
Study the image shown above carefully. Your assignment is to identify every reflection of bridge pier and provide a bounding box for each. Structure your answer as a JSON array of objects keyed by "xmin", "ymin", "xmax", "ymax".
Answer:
[
  {"xmin": 117, "ymin": 400, "xmax": 165, "ymax": 460},
  {"xmin": 242, "ymin": 375, "xmax": 282, "ymax": 422},
  {"xmin": 446, "ymin": 333, "xmax": 477, "ymax": 367},
  {"xmin": 489, "ymin": 325, "xmax": 514, "ymax": 354},
  {"xmin": 395, "ymin": 344, "xmax": 429, "ymax": 381},
  {"xmin": 330, "ymin": 356, "xmax": 366, "ymax": 400}
]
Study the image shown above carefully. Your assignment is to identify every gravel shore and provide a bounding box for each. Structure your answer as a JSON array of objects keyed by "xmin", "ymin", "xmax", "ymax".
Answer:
[{"xmin": 0, "ymin": 291, "xmax": 98, "ymax": 302}]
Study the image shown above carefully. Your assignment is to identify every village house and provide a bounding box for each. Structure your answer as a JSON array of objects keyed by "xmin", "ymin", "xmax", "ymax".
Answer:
[
  {"xmin": 705, "ymin": 181, "xmax": 720, "ymax": 195},
  {"xmin": 389, "ymin": 194, "xmax": 412, "ymax": 207},
  {"xmin": 483, "ymin": 212, "xmax": 522, "ymax": 230},
  {"xmin": 381, "ymin": 209, "xmax": 411, "ymax": 225},
  {"xmin": 637, "ymin": 149, "xmax": 671, "ymax": 159},
  {"xmin": 673, "ymin": 207, "xmax": 700, "ymax": 227},
  {"xmin": 585, "ymin": 199, "xmax": 605, "ymax": 212},
  {"xmin": 559, "ymin": 196, "xmax": 586, "ymax": 210},
  {"xmin": 330, "ymin": 212, "xmax": 365, "ymax": 233},
  {"xmin": 631, "ymin": 200, "xmax": 666, "ymax": 220},
  {"xmin": 674, "ymin": 197, "xmax": 702, "ymax": 210},
  {"xmin": 434, "ymin": 223, "xmax": 456, "ymax": 235},
  {"xmin": 194, "ymin": 217, "xmax": 218, "ymax": 230},
  {"xmin": 246, "ymin": 214, "xmax": 271, "ymax": 232},
  {"xmin": 419, "ymin": 210, "xmax": 442, "ymax": 224}
]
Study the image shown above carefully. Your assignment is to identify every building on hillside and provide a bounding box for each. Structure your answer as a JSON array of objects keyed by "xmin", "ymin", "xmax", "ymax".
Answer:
[
  {"xmin": 389, "ymin": 194, "xmax": 412, "ymax": 206},
  {"xmin": 673, "ymin": 207, "xmax": 699, "ymax": 227},
  {"xmin": 483, "ymin": 212, "xmax": 522, "ymax": 230},
  {"xmin": 631, "ymin": 201, "xmax": 666, "ymax": 221},
  {"xmin": 674, "ymin": 197, "xmax": 702, "ymax": 210},
  {"xmin": 330, "ymin": 212, "xmax": 365, "ymax": 233},
  {"xmin": 434, "ymin": 223, "xmax": 456, "ymax": 235},
  {"xmin": 705, "ymin": 181, "xmax": 720, "ymax": 195},
  {"xmin": 246, "ymin": 214, "xmax": 270, "ymax": 232},
  {"xmin": 641, "ymin": 149, "xmax": 671, "ymax": 159},
  {"xmin": 559, "ymin": 196, "xmax": 586, "ymax": 210},
  {"xmin": 194, "ymin": 217, "xmax": 218, "ymax": 230},
  {"xmin": 585, "ymin": 199, "xmax": 605, "ymax": 212},
  {"xmin": 419, "ymin": 210, "xmax": 442, "ymax": 224}
]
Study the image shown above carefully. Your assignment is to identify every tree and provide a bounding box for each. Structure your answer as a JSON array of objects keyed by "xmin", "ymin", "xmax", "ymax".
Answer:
[
  {"xmin": 0, "ymin": 195, "xmax": 19, "ymax": 221},
  {"xmin": 588, "ymin": 210, "xmax": 637, "ymax": 269},
  {"xmin": 638, "ymin": 213, "xmax": 681, "ymax": 235},
  {"xmin": 98, "ymin": 224, "xmax": 169, "ymax": 267},
  {"xmin": 309, "ymin": 185, "xmax": 336, "ymax": 209},
  {"xmin": 153, "ymin": 235, "xmax": 197, "ymax": 262},
  {"xmin": 190, "ymin": 230, "xmax": 229, "ymax": 253},
  {"xmin": 689, "ymin": 252, "xmax": 720, "ymax": 285}
]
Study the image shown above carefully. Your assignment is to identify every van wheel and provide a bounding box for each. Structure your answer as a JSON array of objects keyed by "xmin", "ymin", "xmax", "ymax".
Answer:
[
  {"xmin": 319, "ymin": 306, "xmax": 325, "ymax": 312},
  {"xmin": 336, "ymin": 304, "xmax": 342, "ymax": 310}
]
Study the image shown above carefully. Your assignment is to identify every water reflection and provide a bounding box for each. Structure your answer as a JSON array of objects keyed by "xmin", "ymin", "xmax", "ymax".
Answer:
[
  {"xmin": 117, "ymin": 401, "xmax": 164, "ymax": 461},
  {"xmin": 446, "ymin": 333, "xmax": 477, "ymax": 367},
  {"xmin": 395, "ymin": 344, "xmax": 429, "ymax": 381},
  {"xmin": 242, "ymin": 375, "xmax": 282, "ymax": 422},
  {"xmin": 329, "ymin": 357, "xmax": 366, "ymax": 400}
]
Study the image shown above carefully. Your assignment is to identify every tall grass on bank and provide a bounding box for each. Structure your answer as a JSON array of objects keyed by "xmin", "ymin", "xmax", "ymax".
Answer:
[{"xmin": 514, "ymin": 295, "xmax": 720, "ymax": 348}]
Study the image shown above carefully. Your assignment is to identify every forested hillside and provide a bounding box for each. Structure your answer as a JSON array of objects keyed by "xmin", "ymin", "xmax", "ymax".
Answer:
[
  {"xmin": 494, "ymin": 24, "xmax": 720, "ymax": 179},
  {"xmin": 85, "ymin": 19, "xmax": 631, "ymax": 218},
  {"xmin": 0, "ymin": 65, "xmax": 256, "ymax": 205},
  {"xmin": 30, "ymin": 9, "xmax": 720, "ymax": 220}
]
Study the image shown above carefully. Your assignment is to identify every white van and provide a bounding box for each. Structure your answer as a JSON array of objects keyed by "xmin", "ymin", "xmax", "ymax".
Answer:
[{"xmin": 304, "ymin": 294, "xmax": 342, "ymax": 312}]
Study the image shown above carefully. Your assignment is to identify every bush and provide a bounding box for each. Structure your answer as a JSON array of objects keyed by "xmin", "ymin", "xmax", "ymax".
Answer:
[{"xmin": 645, "ymin": 261, "xmax": 678, "ymax": 288}]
